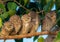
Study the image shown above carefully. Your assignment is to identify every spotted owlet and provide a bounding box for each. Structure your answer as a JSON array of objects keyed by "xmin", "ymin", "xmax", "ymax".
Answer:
[
  {"xmin": 28, "ymin": 11, "xmax": 40, "ymax": 33},
  {"xmin": 1, "ymin": 21, "xmax": 14, "ymax": 36},
  {"xmin": 42, "ymin": 11, "xmax": 56, "ymax": 31},
  {"xmin": 9, "ymin": 15, "xmax": 22, "ymax": 34},
  {"xmin": 20, "ymin": 14, "xmax": 32, "ymax": 34}
]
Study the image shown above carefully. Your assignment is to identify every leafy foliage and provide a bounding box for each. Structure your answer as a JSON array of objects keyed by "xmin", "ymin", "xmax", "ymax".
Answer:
[
  {"xmin": 57, "ymin": 10, "xmax": 60, "ymax": 27},
  {"xmin": 0, "ymin": 18, "xmax": 3, "ymax": 28},
  {"xmin": 24, "ymin": 0, "xmax": 29, "ymax": 6},
  {"xmin": 53, "ymin": 32, "xmax": 60, "ymax": 42},
  {"xmin": 0, "ymin": 10, "xmax": 16, "ymax": 20},
  {"xmin": 43, "ymin": 0, "xmax": 54, "ymax": 13},
  {"xmin": 37, "ymin": 37, "xmax": 44, "ymax": 42},
  {"xmin": 7, "ymin": 2, "xmax": 18, "ymax": 10},
  {"xmin": 56, "ymin": 0, "xmax": 60, "ymax": 10},
  {"xmin": 0, "ymin": 3, "xmax": 6, "ymax": 13}
]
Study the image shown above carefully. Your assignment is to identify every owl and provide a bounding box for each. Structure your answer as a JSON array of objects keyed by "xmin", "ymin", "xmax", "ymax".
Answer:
[
  {"xmin": 1, "ymin": 21, "xmax": 14, "ymax": 36},
  {"xmin": 28, "ymin": 11, "xmax": 40, "ymax": 33},
  {"xmin": 9, "ymin": 15, "xmax": 22, "ymax": 34},
  {"xmin": 20, "ymin": 14, "xmax": 32, "ymax": 34},
  {"xmin": 42, "ymin": 11, "xmax": 56, "ymax": 31}
]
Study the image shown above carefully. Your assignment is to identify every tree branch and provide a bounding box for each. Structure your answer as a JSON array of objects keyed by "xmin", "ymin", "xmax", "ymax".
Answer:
[
  {"xmin": 0, "ymin": 31, "xmax": 58, "ymax": 39},
  {"xmin": 14, "ymin": 0, "xmax": 30, "ymax": 12}
]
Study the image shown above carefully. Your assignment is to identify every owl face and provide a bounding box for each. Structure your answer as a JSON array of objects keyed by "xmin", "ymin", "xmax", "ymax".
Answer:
[
  {"xmin": 21, "ymin": 14, "xmax": 31, "ymax": 23},
  {"xmin": 4, "ymin": 22, "xmax": 14, "ymax": 32},
  {"xmin": 9, "ymin": 15, "xmax": 21, "ymax": 24},
  {"xmin": 50, "ymin": 12, "xmax": 56, "ymax": 22},
  {"xmin": 46, "ymin": 11, "xmax": 56, "ymax": 22},
  {"xmin": 1, "ymin": 28, "xmax": 9, "ymax": 36}
]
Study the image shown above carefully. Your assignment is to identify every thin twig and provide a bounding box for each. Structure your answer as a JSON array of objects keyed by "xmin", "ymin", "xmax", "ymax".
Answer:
[
  {"xmin": 14, "ymin": 0, "xmax": 30, "ymax": 12},
  {"xmin": 36, "ymin": 10, "xmax": 44, "ymax": 14},
  {"xmin": 0, "ymin": 31, "xmax": 58, "ymax": 39}
]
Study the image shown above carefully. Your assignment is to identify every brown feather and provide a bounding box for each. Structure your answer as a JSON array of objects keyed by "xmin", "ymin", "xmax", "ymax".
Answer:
[
  {"xmin": 28, "ymin": 11, "xmax": 40, "ymax": 33},
  {"xmin": 42, "ymin": 11, "xmax": 56, "ymax": 31}
]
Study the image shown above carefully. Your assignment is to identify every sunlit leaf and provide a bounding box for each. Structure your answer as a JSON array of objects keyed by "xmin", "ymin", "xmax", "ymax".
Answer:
[
  {"xmin": 37, "ymin": 37, "xmax": 44, "ymax": 42},
  {"xmin": 0, "ymin": 18, "xmax": 2, "ymax": 28}
]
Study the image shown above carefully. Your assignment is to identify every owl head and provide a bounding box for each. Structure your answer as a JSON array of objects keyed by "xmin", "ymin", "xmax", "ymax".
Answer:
[
  {"xmin": 21, "ymin": 14, "xmax": 31, "ymax": 23},
  {"xmin": 46, "ymin": 11, "xmax": 56, "ymax": 22},
  {"xmin": 3, "ymin": 21, "xmax": 14, "ymax": 32}
]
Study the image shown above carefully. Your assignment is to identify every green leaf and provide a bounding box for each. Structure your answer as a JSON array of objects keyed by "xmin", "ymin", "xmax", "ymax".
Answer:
[
  {"xmin": 53, "ymin": 31, "xmax": 60, "ymax": 42},
  {"xmin": 43, "ymin": 0, "xmax": 54, "ymax": 13},
  {"xmin": 57, "ymin": 10, "xmax": 60, "ymax": 27},
  {"xmin": 8, "ymin": 10, "xmax": 16, "ymax": 16},
  {"xmin": 41, "ymin": 0, "xmax": 46, "ymax": 8},
  {"xmin": 56, "ymin": 32, "xmax": 60, "ymax": 39},
  {"xmin": 0, "ymin": 12, "xmax": 9, "ymax": 20},
  {"xmin": 0, "ymin": 18, "xmax": 3, "ymax": 28},
  {"xmin": 24, "ymin": 0, "xmax": 29, "ymax": 6},
  {"xmin": 15, "ymin": 39, "xmax": 23, "ymax": 42},
  {"xmin": 0, "ymin": 10, "xmax": 16, "ymax": 20},
  {"xmin": 46, "ymin": 0, "xmax": 55, "ymax": 4},
  {"xmin": 46, "ymin": 0, "xmax": 50, "ymax": 3},
  {"xmin": 57, "ymin": 10, "xmax": 60, "ymax": 18},
  {"xmin": 7, "ymin": 2, "xmax": 18, "ymax": 10},
  {"xmin": 37, "ymin": 37, "xmax": 44, "ymax": 42},
  {"xmin": 56, "ymin": 0, "xmax": 60, "ymax": 10},
  {"xmin": 38, "ymin": 0, "xmax": 46, "ymax": 10},
  {"xmin": 0, "ymin": 3, "xmax": 6, "ymax": 13}
]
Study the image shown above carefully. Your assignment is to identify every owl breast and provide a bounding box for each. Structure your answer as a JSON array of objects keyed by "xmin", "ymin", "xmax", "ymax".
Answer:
[{"xmin": 20, "ymin": 14, "xmax": 32, "ymax": 34}]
